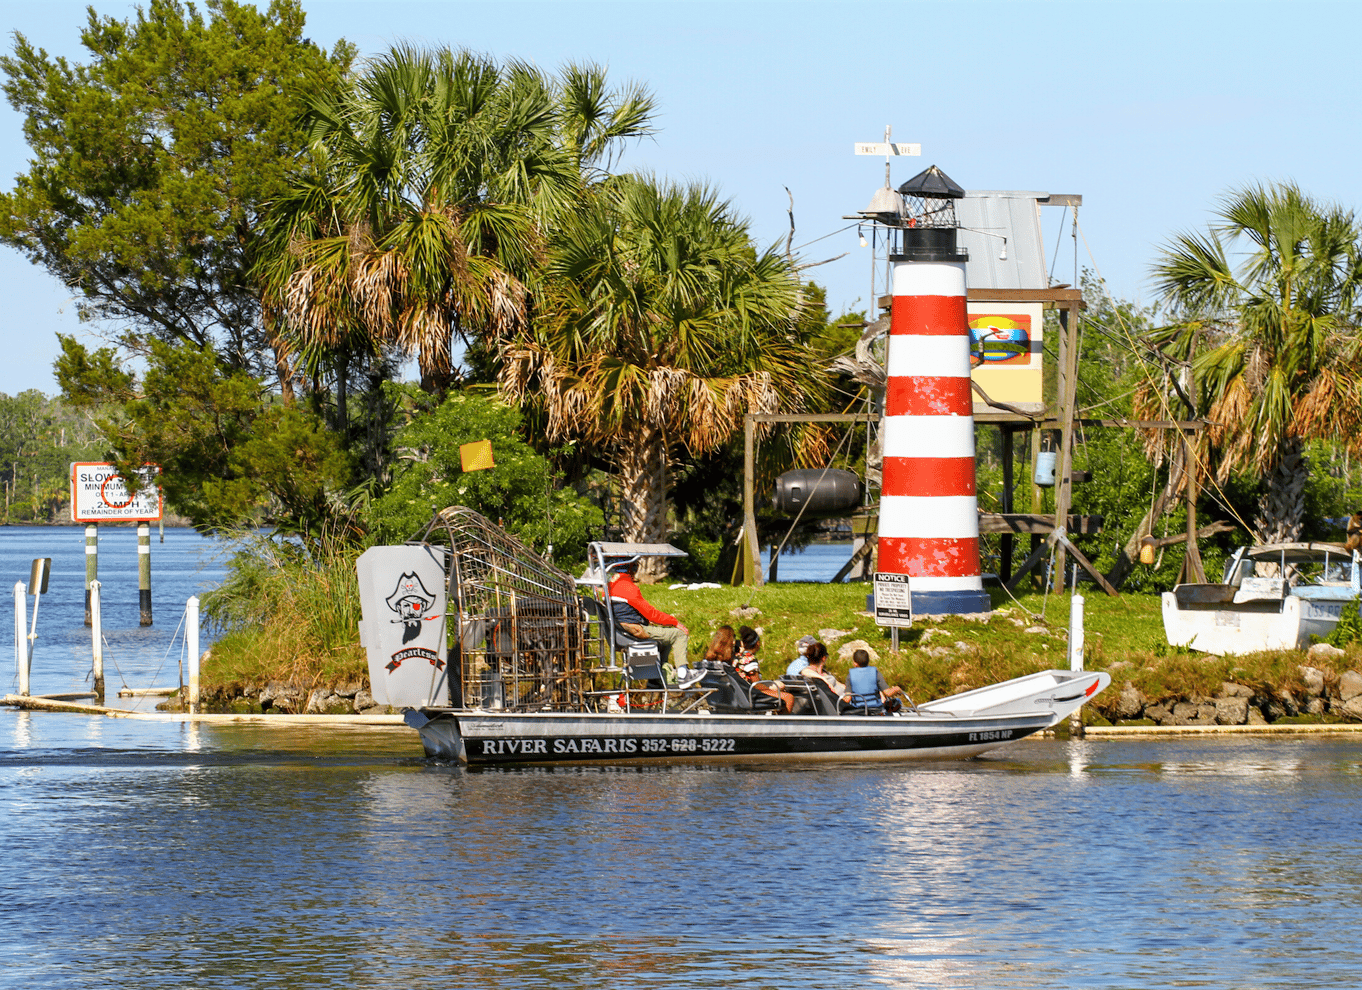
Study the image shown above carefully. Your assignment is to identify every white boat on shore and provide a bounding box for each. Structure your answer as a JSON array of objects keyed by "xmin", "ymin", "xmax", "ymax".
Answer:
[
  {"xmin": 358, "ymin": 508, "xmax": 1108, "ymax": 767},
  {"xmin": 1162, "ymin": 542, "xmax": 1360, "ymax": 655}
]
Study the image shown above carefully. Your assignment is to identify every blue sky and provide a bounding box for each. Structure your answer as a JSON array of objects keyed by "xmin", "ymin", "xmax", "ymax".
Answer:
[{"xmin": 1, "ymin": 0, "xmax": 1359, "ymax": 395}]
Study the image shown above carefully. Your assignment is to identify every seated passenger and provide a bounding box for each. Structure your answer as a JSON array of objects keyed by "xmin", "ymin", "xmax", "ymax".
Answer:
[
  {"xmin": 736, "ymin": 625, "xmax": 794, "ymax": 713},
  {"xmin": 785, "ymin": 634, "xmax": 818, "ymax": 677},
  {"xmin": 608, "ymin": 559, "xmax": 691, "ymax": 682},
  {"xmin": 843, "ymin": 649, "xmax": 904, "ymax": 712},
  {"xmin": 799, "ymin": 642, "xmax": 846, "ymax": 696},
  {"xmin": 704, "ymin": 625, "xmax": 737, "ymax": 666}
]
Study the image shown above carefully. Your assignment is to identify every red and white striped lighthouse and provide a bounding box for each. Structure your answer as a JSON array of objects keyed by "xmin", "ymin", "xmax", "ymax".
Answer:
[{"xmin": 877, "ymin": 166, "xmax": 990, "ymax": 615}]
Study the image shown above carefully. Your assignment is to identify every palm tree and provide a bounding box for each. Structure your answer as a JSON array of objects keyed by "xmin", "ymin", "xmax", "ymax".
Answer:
[
  {"xmin": 498, "ymin": 176, "xmax": 827, "ymax": 568},
  {"xmin": 254, "ymin": 46, "xmax": 654, "ymax": 397},
  {"xmin": 1148, "ymin": 182, "xmax": 1362, "ymax": 544}
]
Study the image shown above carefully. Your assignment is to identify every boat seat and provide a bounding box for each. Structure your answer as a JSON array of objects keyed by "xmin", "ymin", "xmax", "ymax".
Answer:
[
  {"xmin": 699, "ymin": 661, "xmax": 778, "ymax": 713},
  {"xmin": 790, "ymin": 675, "xmax": 843, "ymax": 716}
]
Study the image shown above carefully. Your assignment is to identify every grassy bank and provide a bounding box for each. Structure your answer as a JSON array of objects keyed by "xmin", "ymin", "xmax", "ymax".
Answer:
[{"xmin": 201, "ymin": 562, "xmax": 1362, "ymax": 720}]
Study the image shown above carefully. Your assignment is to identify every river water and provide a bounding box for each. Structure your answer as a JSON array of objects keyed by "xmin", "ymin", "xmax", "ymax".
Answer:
[{"xmin": 3, "ymin": 528, "xmax": 1362, "ymax": 989}]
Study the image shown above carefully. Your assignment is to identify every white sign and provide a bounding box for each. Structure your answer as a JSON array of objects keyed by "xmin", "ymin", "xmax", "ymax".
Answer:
[
  {"xmin": 873, "ymin": 572, "xmax": 914, "ymax": 628},
  {"xmin": 854, "ymin": 142, "xmax": 921, "ymax": 156},
  {"xmin": 357, "ymin": 545, "xmax": 450, "ymax": 708},
  {"xmin": 70, "ymin": 463, "xmax": 163, "ymax": 522}
]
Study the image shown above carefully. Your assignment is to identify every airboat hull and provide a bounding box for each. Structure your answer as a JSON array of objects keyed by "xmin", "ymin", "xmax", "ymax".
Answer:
[{"xmin": 403, "ymin": 669, "xmax": 1109, "ymax": 766}]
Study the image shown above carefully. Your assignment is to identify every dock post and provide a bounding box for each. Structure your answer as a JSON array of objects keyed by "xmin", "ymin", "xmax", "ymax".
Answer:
[
  {"xmin": 90, "ymin": 579, "xmax": 104, "ymax": 704},
  {"xmin": 84, "ymin": 523, "xmax": 98, "ymax": 627},
  {"xmin": 13, "ymin": 582, "xmax": 26, "ymax": 697},
  {"xmin": 138, "ymin": 522, "xmax": 152, "ymax": 626},
  {"xmin": 186, "ymin": 596, "xmax": 200, "ymax": 714},
  {"xmin": 1068, "ymin": 565, "xmax": 1085, "ymax": 739}
]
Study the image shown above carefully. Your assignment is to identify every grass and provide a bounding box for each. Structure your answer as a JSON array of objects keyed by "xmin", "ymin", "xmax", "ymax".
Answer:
[
  {"xmin": 197, "ymin": 555, "xmax": 1362, "ymax": 722},
  {"xmin": 200, "ymin": 536, "xmax": 368, "ymax": 694}
]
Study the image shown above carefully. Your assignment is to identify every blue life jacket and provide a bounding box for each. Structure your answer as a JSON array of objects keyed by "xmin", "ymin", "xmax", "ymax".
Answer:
[{"xmin": 847, "ymin": 665, "xmax": 883, "ymax": 707}]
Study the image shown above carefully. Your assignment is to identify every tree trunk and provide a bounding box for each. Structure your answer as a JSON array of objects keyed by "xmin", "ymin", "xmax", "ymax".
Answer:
[
  {"xmin": 1254, "ymin": 436, "xmax": 1308, "ymax": 546},
  {"xmin": 616, "ymin": 426, "xmax": 669, "ymax": 582}
]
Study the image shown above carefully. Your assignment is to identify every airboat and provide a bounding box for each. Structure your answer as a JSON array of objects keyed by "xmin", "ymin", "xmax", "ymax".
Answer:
[{"xmin": 357, "ymin": 507, "xmax": 1110, "ymax": 767}]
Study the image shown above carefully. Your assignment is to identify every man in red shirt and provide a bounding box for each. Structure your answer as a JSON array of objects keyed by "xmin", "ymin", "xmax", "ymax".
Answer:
[{"xmin": 608, "ymin": 560, "xmax": 690, "ymax": 679}]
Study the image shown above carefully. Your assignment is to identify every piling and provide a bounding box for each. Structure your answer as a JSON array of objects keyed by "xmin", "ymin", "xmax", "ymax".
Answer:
[
  {"xmin": 13, "ymin": 582, "xmax": 26, "ymax": 697},
  {"xmin": 1068, "ymin": 569, "xmax": 1085, "ymax": 738},
  {"xmin": 186, "ymin": 596, "xmax": 200, "ymax": 714},
  {"xmin": 138, "ymin": 522, "xmax": 152, "ymax": 626},
  {"xmin": 84, "ymin": 523, "xmax": 98, "ymax": 627},
  {"xmin": 90, "ymin": 579, "xmax": 104, "ymax": 704}
]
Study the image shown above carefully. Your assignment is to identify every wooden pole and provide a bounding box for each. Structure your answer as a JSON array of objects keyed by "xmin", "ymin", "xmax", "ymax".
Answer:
[
  {"xmin": 84, "ymin": 524, "xmax": 97, "ymax": 627},
  {"xmin": 1182, "ymin": 430, "xmax": 1206, "ymax": 583},
  {"xmin": 742, "ymin": 416, "xmax": 762, "ymax": 587},
  {"xmin": 138, "ymin": 522, "xmax": 153, "ymax": 626},
  {"xmin": 1052, "ymin": 304, "xmax": 1080, "ymax": 590},
  {"xmin": 1000, "ymin": 425, "xmax": 1015, "ymax": 584}
]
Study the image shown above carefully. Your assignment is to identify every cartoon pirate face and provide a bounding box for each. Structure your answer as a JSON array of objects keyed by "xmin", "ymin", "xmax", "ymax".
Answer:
[{"xmin": 386, "ymin": 572, "xmax": 437, "ymax": 644}]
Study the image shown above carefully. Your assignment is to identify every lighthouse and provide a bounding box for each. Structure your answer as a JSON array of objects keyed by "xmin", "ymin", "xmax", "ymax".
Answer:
[{"xmin": 877, "ymin": 165, "xmax": 990, "ymax": 616}]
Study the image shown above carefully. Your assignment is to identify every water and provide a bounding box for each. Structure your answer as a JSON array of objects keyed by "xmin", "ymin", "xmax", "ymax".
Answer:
[
  {"xmin": 0, "ymin": 525, "xmax": 227, "ymax": 705},
  {"xmin": 4, "ymin": 529, "xmax": 1362, "ymax": 988},
  {"xmin": 761, "ymin": 542, "xmax": 854, "ymax": 582}
]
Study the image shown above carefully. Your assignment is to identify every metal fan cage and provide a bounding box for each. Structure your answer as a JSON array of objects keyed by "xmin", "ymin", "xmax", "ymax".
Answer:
[{"xmin": 412, "ymin": 507, "xmax": 597, "ymax": 712}]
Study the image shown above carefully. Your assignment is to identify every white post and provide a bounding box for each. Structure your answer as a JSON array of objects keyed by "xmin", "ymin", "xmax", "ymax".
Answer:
[
  {"xmin": 14, "ymin": 582, "xmax": 26, "ymax": 697},
  {"xmin": 1067, "ymin": 573, "xmax": 1086, "ymax": 740},
  {"xmin": 1068, "ymin": 591, "xmax": 1085, "ymax": 672},
  {"xmin": 91, "ymin": 579, "xmax": 104, "ymax": 704},
  {"xmin": 187, "ymin": 596, "xmax": 200, "ymax": 714}
]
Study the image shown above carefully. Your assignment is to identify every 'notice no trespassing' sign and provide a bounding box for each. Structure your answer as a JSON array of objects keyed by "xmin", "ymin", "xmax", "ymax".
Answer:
[{"xmin": 70, "ymin": 462, "xmax": 163, "ymax": 522}]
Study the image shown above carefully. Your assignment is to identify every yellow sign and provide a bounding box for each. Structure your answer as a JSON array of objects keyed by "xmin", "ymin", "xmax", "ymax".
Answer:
[{"xmin": 459, "ymin": 440, "xmax": 495, "ymax": 472}]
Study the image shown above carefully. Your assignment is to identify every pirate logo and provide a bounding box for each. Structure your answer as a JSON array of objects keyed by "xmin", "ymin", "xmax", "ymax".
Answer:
[{"xmin": 385, "ymin": 571, "xmax": 438, "ymax": 645}]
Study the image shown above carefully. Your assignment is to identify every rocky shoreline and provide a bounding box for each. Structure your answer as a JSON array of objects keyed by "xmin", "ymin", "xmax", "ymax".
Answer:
[{"xmin": 1094, "ymin": 644, "xmax": 1362, "ymax": 727}]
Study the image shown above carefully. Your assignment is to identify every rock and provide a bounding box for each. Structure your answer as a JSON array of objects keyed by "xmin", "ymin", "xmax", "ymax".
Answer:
[
  {"xmin": 1115, "ymin": 685, "xmax": 1145, "ymax": 720},
  {"xmin": 1219, "ymin": 681, "xmax": 1254, "ymax": 699},
  {"xmin": 1171, "ymin": 701, "xmax": 1217, "ymax": 725},
  {"xmin": 1276, "ymin": 690, "xmax": 1300, "ymax": 717},
  {"xmin": 919, "ymin": 628, "xmax": 944, "ymax": 643},
  {"xmin": 1024, "ymin": 625, "xmax": 1048, "ymax": 635},
  {"xmin": 1308, "ymin": 642, "xmax": 1346, "ymax": 662},
  {"xmin": 335, "ymin": 679, "xmax": 365, "ymax": 698},
  {"xmin": 1304, "ymin": 697, "xmax": 1327, "ymax": 716},
  {"xmin": 1247, "ymin": 705, "xmax": 1269, "ymax": 725},
  {"xmin": 923, "ymin": 646, "xmax": 953, "ymax": 659},
  {"xmin": 1259, "ymin": 696, "xmax": 1288, "ymax": 721},
  {"xmin": 1008, "ymin": 617, "xmax": 1026, "ymax": 627},
  {"xmin": 729, "ymin": 606, "xmax": 761, "ymax": 619},
  {"xmin": 837, "ymin": 639, "xmax": 879, "ymax": 663},
  {"xmin": 1108, "ymin": 661, "xmax": 1135, "ymax": 676},
  {"xmin": 818, "ymin": 628, "xmax": 853, "ymax": 645},
  {"xmin": 1199, "ymin": 654, "xmax": 1224, "ymax": 664},
  {"xmin": 1215, "ymin": 697, "xmax": 1249, "ymax": 725},
  {"xmin": 354, "ymin": 689, "xmax": 379, "ymax": 712},
  {"xmin": 306, "ymin": 689, "xmax": 346, "ymax": 714},
  {"xmin": 1340, "ymin": 670, "xmax": 1362, "ymax": 702},
  {"xmin": 952, "ymin": 641, "xmax": 973, "ymax": 653},
  {"xmin": 1144, "ymin": 703, "xmax": 1173, "ymax": 725},
  {"xmin": 1341, "ymin": 696, "xmax": 1362, "ymax": 722},
  {"xmin": 1298, "ymin": 666, "xmax": 1326, "ymax": 699}
]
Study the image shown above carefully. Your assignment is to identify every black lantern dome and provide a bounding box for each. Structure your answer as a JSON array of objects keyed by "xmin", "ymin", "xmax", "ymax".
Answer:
[{"xmin": 891, "ymin": 165, "xmax": 968, "ymax": 263}]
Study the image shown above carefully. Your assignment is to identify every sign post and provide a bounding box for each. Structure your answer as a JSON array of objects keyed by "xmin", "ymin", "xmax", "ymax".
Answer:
[
  {"xmin": 70, "ymin": 463, "xmax": 163, "ymax": 627},
  {"xmin": 873, "ymin": 572, "xmax": 913, "ymax": 652}
]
